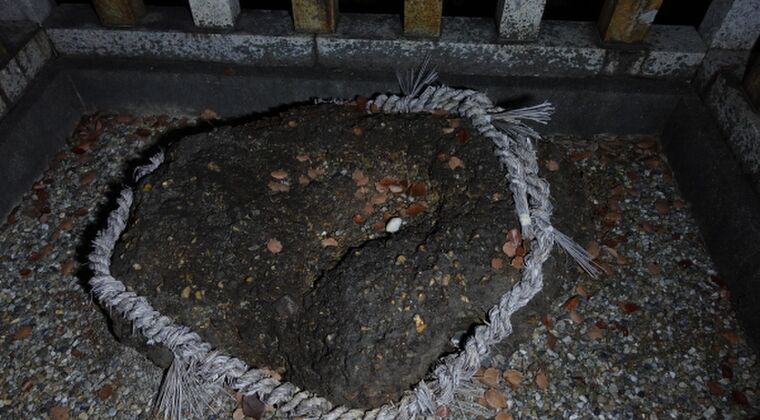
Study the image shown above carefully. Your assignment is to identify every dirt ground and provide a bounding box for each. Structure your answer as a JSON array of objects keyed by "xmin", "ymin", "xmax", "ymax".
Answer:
[{"xmin": 109, "ymin": 103, "xmax": 592, "ymax": 408}]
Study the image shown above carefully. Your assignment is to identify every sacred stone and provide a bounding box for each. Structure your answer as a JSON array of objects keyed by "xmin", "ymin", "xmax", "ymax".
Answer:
[{"xmin": 109, "ymin": 103, "xmax": 590, "ymax": 408}]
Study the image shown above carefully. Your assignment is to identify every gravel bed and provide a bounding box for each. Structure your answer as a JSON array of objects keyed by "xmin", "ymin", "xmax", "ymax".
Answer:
[{"xmin": 0, "ymin": 111, "xmax": 757, "ymax": 420}]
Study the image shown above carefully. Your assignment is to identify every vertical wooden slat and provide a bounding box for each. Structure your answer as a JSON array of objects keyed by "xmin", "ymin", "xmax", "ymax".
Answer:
[
  {"xmin": 404, "ymin": 0, "xmax": 443, "ymax": 38},
  {"xmin": 92, "ymin": 0, "xmax": 146, "ymax": 27},
  {"xmin": 745, "ymin": 51, "xmax": 760, "ymax": 111},
  {"xmin": 495, "ymin": 0, "xmax": 547, "ymax": 41},
  {"xmin": 598, "ymin": 0, "xmax": 663, "ymax": 43},
  {"xmin": 291, "ymin": 0, "xmax": 338, "ymax": 33}
]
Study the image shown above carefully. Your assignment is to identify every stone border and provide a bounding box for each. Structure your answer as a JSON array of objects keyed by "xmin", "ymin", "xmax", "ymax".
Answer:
[
  {"xmin": 0, "ymin": 25, "xmax": 55, "ymax": 119},
  {"xmin": 44, "ymin": 4, "xmax": 706, "ymax": 80}
]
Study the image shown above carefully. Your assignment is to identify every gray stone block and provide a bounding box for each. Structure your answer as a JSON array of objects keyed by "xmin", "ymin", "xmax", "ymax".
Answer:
[
  {"xmin": 495, "ymin": 0, "xmax": 547, "ymax": 41},
  {"xmin": 0, "ymin": 0, "xmax": 55, "ymax": 24},
  {"xmin": 46, "ymin": 6, "xmax": 314, "ymax": 67},
  {"xmin": 662, "ymin": 95, "xmax": 760, "ymax": 350},
  {"xmin": 699, "ymin": 0, "xmax": 760, "ymax": 50},
  {"xmin": 705, "ymin": 73, "xmax": 760, "ymax": 191},
  {"xmin": 189, "ymin": 0, "xmax": 240, "ymax": 29}
]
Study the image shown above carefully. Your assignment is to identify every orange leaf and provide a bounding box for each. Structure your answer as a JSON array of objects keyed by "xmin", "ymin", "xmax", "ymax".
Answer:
[
  {"xmin": 405, "ymin": 202, "xmax": 427, "ymax": 216},
  {"xmin": 409, "ymin": 181, "xmax": 428, "ymax": 197},
  {"xmin": 491, "ymin": 258, "xmax": 504, "ymax": 270},
  {"xmin": 618, "ymin": 302, "xmax": 640, "ymax": 313},
  {"xmin": 503, "ymin": 369, "xmax": 523, "ymax": 388}
]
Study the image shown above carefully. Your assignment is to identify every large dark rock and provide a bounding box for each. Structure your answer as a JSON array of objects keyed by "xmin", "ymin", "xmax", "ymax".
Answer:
[{"xmin": 109, "ymin": 104, "xmax": 591, "ymax": 408}]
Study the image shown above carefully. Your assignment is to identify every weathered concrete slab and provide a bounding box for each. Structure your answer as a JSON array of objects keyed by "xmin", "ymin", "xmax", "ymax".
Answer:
[
  {"xmin": 46, "ymin": 6, "xmax": 314, "ymax": 67},
  {"xmin": 317, "ymin": 14, "xmax": 704, "ymax": 79},
  {"xmin": 662, "ymin": 94, "xmax": 760, "ymax": 350},
  {"xmin": 0, "ymin": 0, "xmax": 55, "ymax": 23},
  {"xmin": 744, "ymin": 53, "xmax": 760, "ymax": 110},
  {"xmin": 0, "ymin": 62, "xmax": 85, "ymax": 222},
  {"xmin": 699, "ymin": 0, "xmax": 760, "ymax": 50},
  {"xmin": 292, "ymin": 0, "xmax": 338, "ymax": 33},
  {"xmin": 92, "ymin": 0, "xmax": 146, "ymax": 27},
  {"xmin": 0, "ymin": 29, "xmax": 54, "ymax": 117},
  {"xmin": 403, "ymin": 0, "xmax": 442, "ymax": 38},
  {"xmin": 496, "ymin": 0, "xmax": 546, "ymax": 41},
  {"xmin": 598, "ymin": 0, "xmax": 662, "ymax": 43},
  {"xmin": 705, "ymin": 73, "xmax": 760, "ymax": 192},
  {"xmin": 189, "ymin": 0, "xmax": 240, "ymax": 29},
  {"xmin": 600, "ymin": 25, "xmax": 706, "ymax": 79},
  {"xmin": 693, "ymin": 48, "xmax": 749, "ymax": 93},
  {"xmin": 45, "ymin": 5, "xmax": 706, "ymax": 80}
]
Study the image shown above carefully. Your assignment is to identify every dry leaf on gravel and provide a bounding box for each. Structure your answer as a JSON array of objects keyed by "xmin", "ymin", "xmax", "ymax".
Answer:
[
  {"xmin": 352, "ymin": 169, "xmax": 369, "ymax": 186},
  {"xmin": 266, "ymin": 239, "xmax": 282, "ymax": 254},
  {"xmin": 545, "ymin": 160, "xmax": 560, "ymax": 171},
  {"xmin": 267, "ymin": 181, "xmax": 290, "ymax": 193},
  {"xmin": 270, "ymin": 169, "xmax": 288, "ymax": 180},
  {"xmin": 478, "ymin": 367, "xmax": 501, "ymax": 387},
  {"xmin": 448, "ymin": 156, "xmax": 464, "ymax": 170},
  {"xmin": 484, "ymin": 388, "xmax": 508, "ymax": 409},
  {"xmin": 321, "ymin": 238, "xmax": 338, "ymax": 247},
  {"xmin": 503, "ymin": 369, "xmax": 523, "ymax": 388},
  {"xmin": 587, "ymin": 324, "xmax": 604, "ymax": 340},
  {"xmin": 535, "ymin": 369, "xmax": 549, "ymax": 390}
]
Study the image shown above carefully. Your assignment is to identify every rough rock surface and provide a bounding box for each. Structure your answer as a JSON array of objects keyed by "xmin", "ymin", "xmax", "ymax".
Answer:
[{"xmin": 109, "ymin": 104, "xmax": 591, "ymax": 408}]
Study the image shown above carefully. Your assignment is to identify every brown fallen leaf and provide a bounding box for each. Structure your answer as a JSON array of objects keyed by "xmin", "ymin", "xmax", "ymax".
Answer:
[
  {"xmin": 13, "ymin": 325, "xmax": 33, "ymax": 340},
  {"xmin": 435, "ymin": 405, "xmax": 450, "ymax": 417},
  {"xmin": 502, "ymin": 242, "xmax": 517, "ymax": 257},
  {"xmin": 561, "ymin": 295, "xmax": 581, "ymax": 312},
  {"xmin": 307, "ymin": 167, "xmax": 325, "ymax": 179},
  {"xmin": 495, "ymin": 411, "xmax": 514, "ymax": 420},
  {"xmin": 477, "ymin": 367, "xmax": 501, "ymax": 387},
  {"xmin": 270, "ymin": 169, "xmax": 288, "ymax": 180},
  {"xmin": 506, "ymin": 228, "xmax": 522, "ymax": 247},
  {"xmin": 50, "ymin": 405, "xmax": 69, "ymax": 420},
  {"xmin": 647, "ymin": 262, "xmax": 661, "ymax": 275},
  {"xmin": 491, "ymin": 257, "xmax": 504, "ymax": 270},
  {"xmin": 706, "ymin": 381, "xmax": 724, "ymax": 396},
  {"xmin": 569, "ymin": 150, "xmax": 592, "ymax": 161},
  {"xmin": 199, "ymin": 109, "xmax": 218, "ymax": 120},
  {"xmin": 511, "ymin": 256, "xmax": 524, "ymax": 269},
  {"xmin": 484, "ymin": 388, "xmax": 508, "ymax": 409},
  {"xmin": 545, "ymin": 160, "xmax": 560, "ymax": 171},
  {"xmin": 654, "ymin": 199, "xmax": 670, "ymax": 215},
  {"xmin": 321, "ymin": 237, "xmax": 338, "ymax": 247},
  {"xmin": 569, "ymin": 310, "xmax": 583, "ymax": 324},
  {"xmin": 97, "ymin": 383, "xmax": 113, "ymax": 400},
  {"xmin": 19, "ymin": 268, "xmax": 32, "ymax": 277},
  {"xmin": 535, "ymin": 369, "xmax": 549, "ymax": 390},
  {"xmin": 352, "ymin": 169, "xmax": 369, "ymax": 186},
  {"xmin": 585, "ymin": 241, "xmax": 600, "ymax": 259},
  {"xmin": 79, "ymin": 171, "xmax": 96, "ymax": 187},
  {"xmin": 546, "ymin": 331, "xmax": 557, "ymax": 348},
  {"xmin": 618, "ymin": 302, "xmax": 640, "ymax": 313},
  {"xmin": 731, "ymin": 389, "xmax": 749, "ymax": 406},
  {"xmin": 352, "ymin": 126, "xmax": 363, "ymax": 136},
  {"xmin": 405, "ymin": 202, "xmax": 426, "ymax": 216},
  {"xmin": 61, "ymin": 260, "xmax": 75, "ymax": 276},
  {"xmin": 409, "ymin": 181, "xmax": 428, "ymax": 197},
  {"xmin": 370, "ymin": 194, "xmax": 387, "ymax": 205},
  {"xmin": 295, "ymin": 154, "xmax": 310, "ymax": 162},
  {"xmin": 388, "ymin": 184, "xmax": 405, "ymax": 193},
  {"xmin": 447, "ymin": 156, "xmax": 464, "ymax": 170},
  {"xmin": 266, "ymin": 239, "xmax": 282, "ymax": 254},
  {"xmin": 267, "ymin": 181, "xmax": 290, "ymax": 193},
  {"xmin": 542, "ymin": 314, "xmax": 553, "ymax": 329},
  {"xmin": 576, "ymin": 283, "xmax": 588, "ymax": 297},
  {"xmin": 298, "ymin": 175, "xmax": 311, "ymax": 186},
  {"xmin": 503, "ymin": 369, "xmax": 523, "ymax": 388},
  {"xmin": 242, "ymin": 393, "xmax": 266, "ymax": 419},
  {"xmin": 59, "ymin": 217, "xmax": 75, "ymax": 231},
  {"xmin": 720, "ymin": 330, "xmax": 740, "ymax": 346},
  {"xmin": 586, "ymin": 324, "xmax": 604, "ymax": 340},
  {"xmin": 352, "ymin": 214, "xmax": 365, "ymax": 224},
  {"xmin": 232, "ymin": 407, "xmax": 245, "ymax": 420}
]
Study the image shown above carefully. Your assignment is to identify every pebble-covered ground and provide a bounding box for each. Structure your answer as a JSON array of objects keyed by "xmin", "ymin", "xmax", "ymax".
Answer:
[{"xmin": 0, "ymin": 110, "xmax": 757, "ymax": 420}]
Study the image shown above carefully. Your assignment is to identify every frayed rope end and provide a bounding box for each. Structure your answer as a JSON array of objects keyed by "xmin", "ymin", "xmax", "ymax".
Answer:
[{"xmin": 551, "ymin": 228, "xmax": 603, "ymax": 278}]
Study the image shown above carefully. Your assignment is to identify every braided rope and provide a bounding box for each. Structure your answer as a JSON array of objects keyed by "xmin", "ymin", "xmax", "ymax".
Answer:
[{"xmin": 88, "ymin": 79, "xmax": 597, "ymax": 419}]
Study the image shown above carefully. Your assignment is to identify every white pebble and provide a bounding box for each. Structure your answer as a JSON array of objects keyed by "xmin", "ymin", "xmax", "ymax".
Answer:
[{"xmin": 385, "ymin": 217, "xmax": 402, "ymax": 233}]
